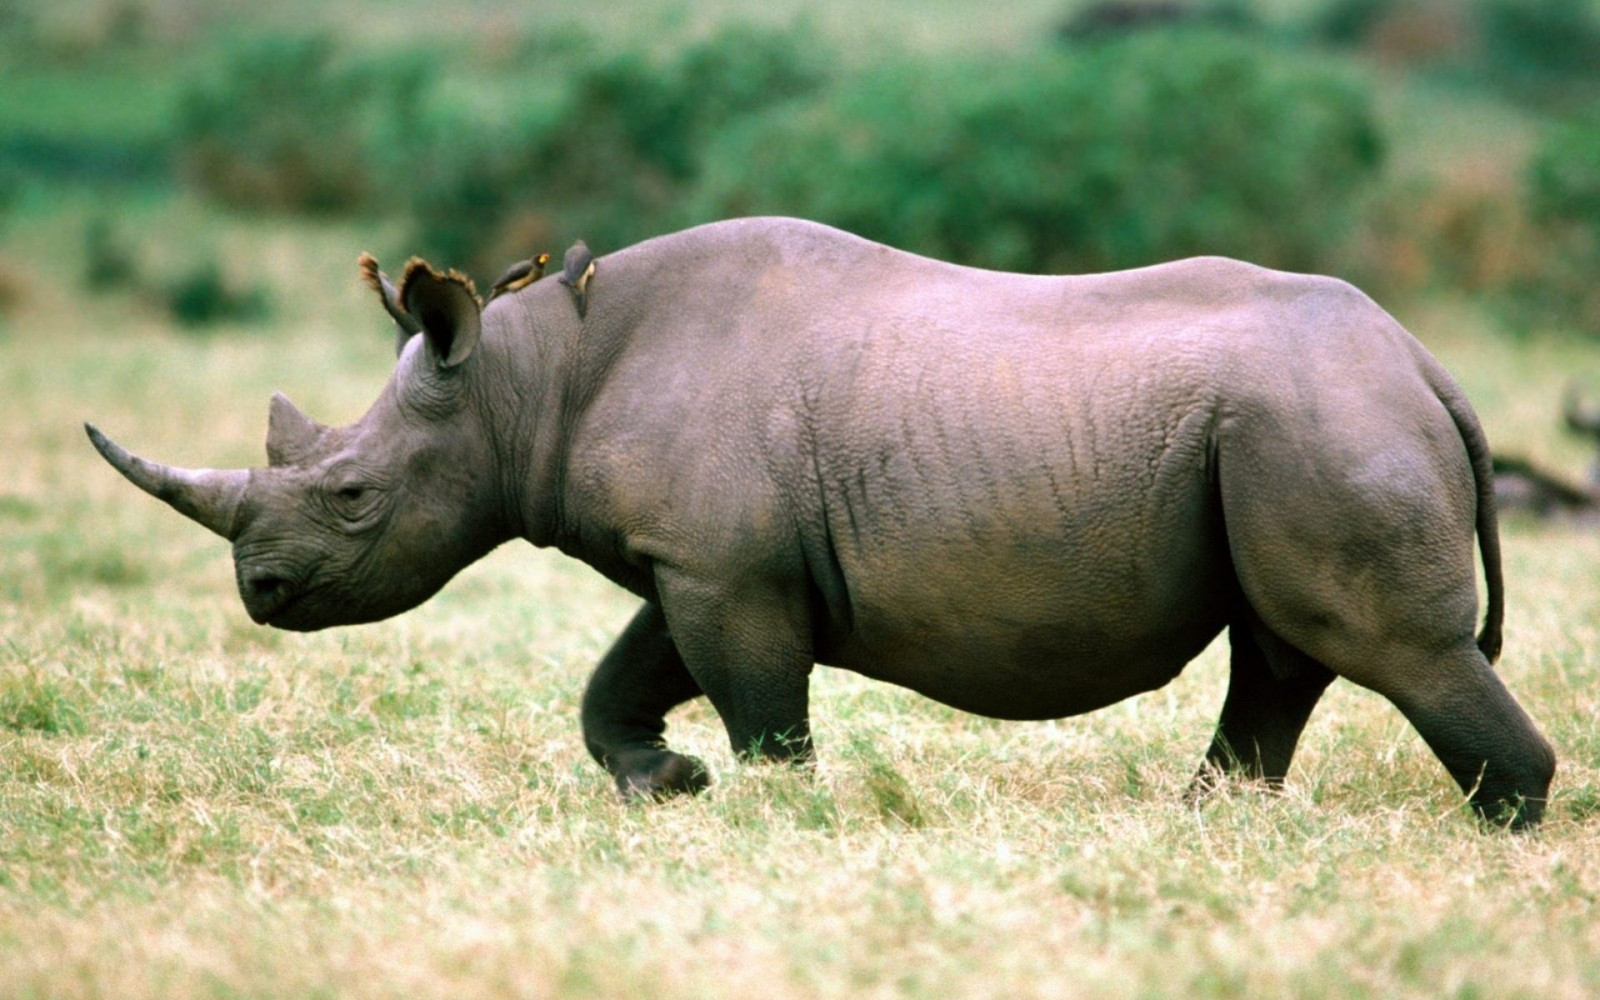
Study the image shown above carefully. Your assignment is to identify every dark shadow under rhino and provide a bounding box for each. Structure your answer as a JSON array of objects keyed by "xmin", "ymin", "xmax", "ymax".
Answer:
[{"xmin": 88, "ymin": 217, "xmax": 1556, "ymax": 828}]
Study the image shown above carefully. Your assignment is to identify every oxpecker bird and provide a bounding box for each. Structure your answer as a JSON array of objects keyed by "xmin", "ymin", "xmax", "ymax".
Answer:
[
  {"xmin": 559, "ymin": 240, "xmax": 595, "ymax": 318},
  {"xmin": 489, "ymin": 252, "xmax": 551, "ymax": 301}
]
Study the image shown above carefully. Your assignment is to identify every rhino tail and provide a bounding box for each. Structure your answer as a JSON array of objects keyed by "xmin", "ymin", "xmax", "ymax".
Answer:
[{"xmin": 1433, "ymin": 372, "xmax": 1505, "ymax": 664}]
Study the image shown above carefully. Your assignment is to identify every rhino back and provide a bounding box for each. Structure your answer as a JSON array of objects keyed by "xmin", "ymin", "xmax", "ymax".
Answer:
[{"xmin": 550, "ymin": 219, "xmax": 1449, "ymax": 718}]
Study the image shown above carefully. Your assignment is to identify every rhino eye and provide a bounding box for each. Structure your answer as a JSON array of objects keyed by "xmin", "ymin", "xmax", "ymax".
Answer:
[{"xmin": 328, "ymin": 481, "xmax": 378, "ymax": 517}]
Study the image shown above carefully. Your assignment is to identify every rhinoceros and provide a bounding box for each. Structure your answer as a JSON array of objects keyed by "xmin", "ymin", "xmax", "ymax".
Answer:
[{"xmin": 88, "ymin": 217, "xmax": 1555, "ymax": 826}]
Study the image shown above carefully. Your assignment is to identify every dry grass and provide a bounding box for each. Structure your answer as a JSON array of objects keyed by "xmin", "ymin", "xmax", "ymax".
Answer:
[{"xmin": 2, "ymin": 200, "xmax": 1599, "ymax": 999}]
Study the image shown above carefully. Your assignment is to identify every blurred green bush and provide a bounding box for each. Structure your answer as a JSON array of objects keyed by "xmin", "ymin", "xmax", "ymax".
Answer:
[
  {"xmin": 171, "ymin": 22, "xmax": 1383, "ymax": 283},
  {"xmin": 1531, "ymin": 113, "xmax": 1600, "ymax": 234},
  {"xmin": 1478, "ymin": 0, "xmax": 1600, "ymax": 102},
  {"xmin": 1307, "ymin": 0, "xmax": 1600, "ymax": 107},
  {"xmin": 1524, "ymin": 110, "xmax": 1600, "ymax": 332},
  {"xmin": 165, "ymin": 260, "xmax": 271, "ymax": 329},
  {"xmin": 175, "ymin": 34, "xmax": 429, "ymax": 214},
  {"xmin": 695, "ymin": 31, "xmax": 1383, "ymax": 275},
  {"xmin": 407, "ymin": 22, "xmax": 833, "ymax": 271},
  {"xmin": 1310, "ymin": 0, "xmax": 1396, "ymax": 45},
  {"xmin": 143, "ymin": 7, "xmax": 1600, "ymax": 336},
  {"xmin": 0, "ymin": 168, "xmax": 22, "ymax": 320}
]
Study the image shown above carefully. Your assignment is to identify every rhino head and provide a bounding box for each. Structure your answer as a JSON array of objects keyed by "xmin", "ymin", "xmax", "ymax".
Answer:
[{"xmin": 87, "ymin": 257, "xmax": 511, "ymax": 631}]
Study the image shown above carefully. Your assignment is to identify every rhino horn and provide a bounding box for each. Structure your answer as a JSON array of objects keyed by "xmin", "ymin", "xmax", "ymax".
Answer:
[
  {"xmin": 266, "ymin": 392, "xmax": 326, "ymax": 467},
  {"xmin": 85, "ymin": 423, "xmax": 248, "ymax": 540}
]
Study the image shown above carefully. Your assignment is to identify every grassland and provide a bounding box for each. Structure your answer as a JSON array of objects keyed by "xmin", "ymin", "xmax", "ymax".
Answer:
[{"xmin": 4, "ymin": 1, "xmax": 1600, "ymax": 997}]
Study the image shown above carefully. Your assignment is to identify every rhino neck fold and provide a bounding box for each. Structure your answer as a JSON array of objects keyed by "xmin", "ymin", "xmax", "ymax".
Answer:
[
  {"xmin": 483, "ymin": 245, "xmax": 654, "ymax": 554},
  {"xmin": 473, "ymin": 298, "xmax": 575, "ymax": 550}
]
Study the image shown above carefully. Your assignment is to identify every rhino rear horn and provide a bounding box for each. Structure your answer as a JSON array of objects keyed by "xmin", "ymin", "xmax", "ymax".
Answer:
[
  {"xmin": 85, "ymin": 423, "xmax": 248, "ymax": 540},
  {"xmin": 266, "ymin": 392, "xmax": 327, "ymax": 467}
]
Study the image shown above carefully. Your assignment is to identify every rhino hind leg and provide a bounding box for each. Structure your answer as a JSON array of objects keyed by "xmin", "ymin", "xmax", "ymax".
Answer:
[
  {"xmin": 1226, "ymin": 514, "xmax": 1555, "ymax": 826},
  {"xmin": 1190, "ymin": 615, "xmax": 1334, "ymax": 799},
  {"xmin": 1232, "ymin": 563, "xmax": 1555, "ymax": 827},
  {"xmin": 1235, "ymin": 557, "xmax": 1555, "ymax": 827},
  {"xmin": 1362, "ymin": 643, "xmax": 1555, "ymax": 829},
  {"xmin": 1218, "ymin": 428, "xmax": 1555, "ymax": 827},
  {"xmin": 581, "ymin": 603, "xmax": 710, "ymax": 800}
]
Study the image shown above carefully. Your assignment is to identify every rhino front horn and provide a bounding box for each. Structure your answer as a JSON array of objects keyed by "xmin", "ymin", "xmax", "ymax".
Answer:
[{"xmin": 85, "ymin": 423, "xmax": 249, "ymax": 540}]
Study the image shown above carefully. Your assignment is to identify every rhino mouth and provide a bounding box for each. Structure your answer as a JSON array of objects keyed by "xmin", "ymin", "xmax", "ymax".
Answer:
[
  {"xmin": 237, "ymin": 569, "xmax": 386, "ymax": 631},
  {"xmin": 237, "ymin": 563, "xmax": 308, "ymax": 626}
]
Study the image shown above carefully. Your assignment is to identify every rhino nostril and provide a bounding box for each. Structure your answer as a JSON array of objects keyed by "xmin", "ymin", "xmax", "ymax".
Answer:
[
  {"xmin": 240, "ymin": 568, "xmax": 295, "ymax": 615},
  {"xmin": 236, "ymin": 566, "xmax": 302, "ymax": 620},
  {"xmin": 247, "ymin": 573, "xmax": 287, "ymax": 596}
]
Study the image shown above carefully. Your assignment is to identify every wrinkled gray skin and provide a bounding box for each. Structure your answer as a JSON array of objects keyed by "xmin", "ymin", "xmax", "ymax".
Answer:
[{"xmin": 90, "ymin": 217, "xmax": 1556, "ymax": 826}]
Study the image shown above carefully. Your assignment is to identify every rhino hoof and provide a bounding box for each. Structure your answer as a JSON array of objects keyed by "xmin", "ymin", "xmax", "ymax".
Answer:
[
  {"xmin": 1475, "ymin": 793, "xmax": 1545, "ymax": 832},
  {"xmin": 616, "ymin": 750, "xmax": 711, "ymax": 802}
]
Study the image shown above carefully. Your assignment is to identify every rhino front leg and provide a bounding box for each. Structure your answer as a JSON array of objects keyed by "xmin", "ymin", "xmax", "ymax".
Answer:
[
  {"xmin": 581, "ymin": 602, "xmax": 711, "ymax": 800},
  {"xmin": 656, "ymin": 570, "xmax": 815, "ymax": 764}
]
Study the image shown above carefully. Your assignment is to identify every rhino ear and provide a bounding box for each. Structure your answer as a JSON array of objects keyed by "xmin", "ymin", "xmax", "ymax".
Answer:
[
  {"xmin": 266, "ymin": 392, "xmax": 327, "ymax": 467},
  {"xmin": 399, "ymin": 258, "xmax": 482, "ymax": 369},
  {"xmin": 358, "ymin": 252, "xmax": 423, "ymax": 357}
]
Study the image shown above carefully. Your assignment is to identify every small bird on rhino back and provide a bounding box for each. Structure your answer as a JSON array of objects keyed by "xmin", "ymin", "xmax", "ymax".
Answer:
[{"xmin": 87, "ymin": 217, "xmax": 1556, "ymax": 828}]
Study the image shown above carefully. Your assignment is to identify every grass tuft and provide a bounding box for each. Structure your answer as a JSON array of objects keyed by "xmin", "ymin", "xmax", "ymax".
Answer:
[
  {"xmin": 845, "ymin": 737, "xmax": 927, "ymax": 829},
  {"xmin": 0, "ymin": 669, "xmax": 87, "ymax": 736}
]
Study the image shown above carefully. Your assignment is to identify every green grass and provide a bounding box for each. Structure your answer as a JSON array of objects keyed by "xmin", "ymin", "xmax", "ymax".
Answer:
[{"xmin": 2, "ymin": 189, "xmax": 1599, "ymax": 999}]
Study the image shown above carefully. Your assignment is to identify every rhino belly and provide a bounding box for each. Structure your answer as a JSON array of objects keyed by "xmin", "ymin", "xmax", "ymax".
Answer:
[
  {"xmin": 822, "ymin": 591, "xmax": 1230, "ymax": 721},
  {"xmin": 803, "ymin": 407, "xmax": 1234, "ymax": 719}
]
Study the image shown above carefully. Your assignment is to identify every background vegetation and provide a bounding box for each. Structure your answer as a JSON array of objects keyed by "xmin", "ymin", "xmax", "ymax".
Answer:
[
  {"xmin": 2, "ymin": 0, "xmax": 1599, "ymax": 997},
  {"xmin": 6, "ymin": 0, "xmax": 1600, "ymax": 325}
]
